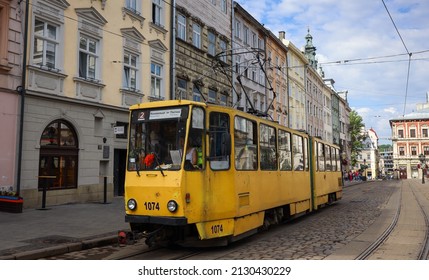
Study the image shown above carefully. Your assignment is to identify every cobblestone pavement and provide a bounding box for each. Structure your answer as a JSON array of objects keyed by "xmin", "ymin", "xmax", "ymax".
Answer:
[
  {"xmin": 42, "ymin": 180, "xmax": 397, "ymax": 260},
  {"xmin": 216, "ymin": 180, "xmax": 396, "ymax": 260}
]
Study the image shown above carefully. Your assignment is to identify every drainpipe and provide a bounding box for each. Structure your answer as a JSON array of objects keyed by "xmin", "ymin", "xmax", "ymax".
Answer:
[
  {"xmin": 170, "ymin": 0, "xmax": 176, "ymax": 100},
  {"xmin": 16, "ymin": 0, "xmax": 30, "ymax": 195}
]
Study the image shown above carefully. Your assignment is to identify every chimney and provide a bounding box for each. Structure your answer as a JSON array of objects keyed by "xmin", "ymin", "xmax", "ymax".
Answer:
[{"xmin": 279, "ymin": 31, "xmax": 285, "ymax": 40}]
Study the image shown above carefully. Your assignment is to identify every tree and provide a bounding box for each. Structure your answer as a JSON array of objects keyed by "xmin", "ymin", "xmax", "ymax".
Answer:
[{"xmin": 349, "ymin": 110, "xmax": 365, "ymax": 167}]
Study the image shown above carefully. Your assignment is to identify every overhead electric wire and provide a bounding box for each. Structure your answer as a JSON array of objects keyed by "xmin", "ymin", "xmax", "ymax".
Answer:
[{"xmin": 382, "ymin": 0, "xmax": 412, "ymax": 117}]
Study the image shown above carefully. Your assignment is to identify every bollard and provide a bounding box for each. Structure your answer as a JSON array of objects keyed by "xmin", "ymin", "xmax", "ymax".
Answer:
[
  {"xmin": 41, "ymin": 184, "xmax": 47, "ymax": 209},
  {"xmin": 103, "ymin": 176, "xmax": 107, "ymax": 204}
]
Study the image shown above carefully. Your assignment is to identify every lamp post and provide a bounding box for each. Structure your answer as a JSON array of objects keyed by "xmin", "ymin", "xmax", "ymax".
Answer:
[{"xmin": 419, "ymin": 153, "xmax": 426, "ymax": 184}]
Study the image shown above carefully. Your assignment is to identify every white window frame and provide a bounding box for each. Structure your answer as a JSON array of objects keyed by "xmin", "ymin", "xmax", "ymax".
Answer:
[
  {"xmin": 219, "ymin": 38, "xmax": 227, "ymax": 62},
  {"xmin": 235, "ymin": 20, "xmax": 241, "ymax": 39},
  {"xmin": 221, "ymin": 0, "xmax": 227, "ymax": 13},
  {"xmin": 177, "ymin": 78, "xmax": 187, "ymax": 99},
  {"xmin": 208, "ymin": 89, "xmax": 217, "ymax": 103},
  {"xmin": 193, "ymin": 85, "xmax": 201, "ymax": 102},
  {"xmin": 208, "ymin": 31, "xmax": 216, "ymax": 56},
  {"xmin": 192, "ymin": 23, "xmax": 201, "ymax": 49},
  {"xmin": 151, "ymin": 62, "xmax": 163, "ymax": 99},
  {"xmin": 123, "ymin": 51, "xmax": 139, "ymax": 91},
  {"xmin": 243, "ymin": 25, "xmax": 249, "ymax": 45},
  {"xmin": 220, "ymin": 93, "xmax": 227, "ymax": 106},
  {"xmin": 78, "ymin": 35, "xmax": 99, "ymax": 80},
  {"xmin": 177, "ymin": 13, "xmax": 186, "ymax": 41},
  {"xmin": 32, "ymin": 18, "xmax": 59, "ymax": 69},
  {"xmin": 152, "ymin": 0, "xmax": 163, "ymax": 27},
  {"xmin": 126, "ymin": 0, "xmax": 140, "ymax": 14}
]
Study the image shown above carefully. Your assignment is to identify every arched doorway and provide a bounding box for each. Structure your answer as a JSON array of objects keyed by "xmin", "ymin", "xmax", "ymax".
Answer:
[{"xmin": 38, "ymin": 120, "xmax": 78, "ymax": 191}]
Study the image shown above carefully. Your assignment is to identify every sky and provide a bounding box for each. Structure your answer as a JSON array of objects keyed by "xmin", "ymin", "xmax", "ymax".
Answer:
[{"xmin": 236, "ymin": 0, "xmax": 429, "ymax": 145}]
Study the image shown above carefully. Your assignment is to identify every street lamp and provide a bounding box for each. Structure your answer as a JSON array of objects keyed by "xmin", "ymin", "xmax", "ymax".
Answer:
[{"xmin": 419, "ymin": 153, "xmax": 426, "ymax": 184}]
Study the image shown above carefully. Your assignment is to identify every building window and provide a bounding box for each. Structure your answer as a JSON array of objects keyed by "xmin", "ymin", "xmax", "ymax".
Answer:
[
  {"xmin": 177, "ymin": 13, "xmax": 186, "ymax": 40},
  {"xmin": 423, "ymin": 128, "xmax": 428, "ymax": 138},
  {"xmin": 208, "ymin": 89, "xmax": 217, "ymax": 103},
  {"xmin": 33, "ymin": 19, "xmax": 58, "ymax": 69},
  {"xmin": 243, "ymin": 25, "xmax": 249, "ymax": 45},
  {"xmin": 399, "ymin": 146, "xmax": 405, "ymax": 156},
  {"xmin": 220, "ymin": 93, "xmax": 227, "ymax": 106},
  {"xmin": 221, "ymin": 0, "xmax": 227, "ymax": 13},
  {"xmin": 38, "ymin": 120, "xmax": 78, "ymax": 190},
  {"xmin": 235, "ymin": 20, "xmax": 241, "ymax": 39},
  {"xmin": 398, "ymin": 129, "xmax": 403, "ymax": 138},
  {"xmin": 193, "ymin": 85, "xmax": 201, "ymax": 101},
  {"xmin": 208, "ymin": 31, "xmax": 216, "ymax": 56},
  {"xmin": 192, "ymin": 23, "xmax": 201, "ymax": 49},
  {"xmin": 411, "ymin": 146, "xmax": 417, "ymax": 156},
  {"xmin": 424, "ymin": 146, "xmax": 429, "ymax": 156},
  {"xmin": 152, "ymin": 0, "xmax": 163, "ymax": 26},
  {"xmin": 79, "ymin": 36, "xmax": 98, "ymax": 80},
  {"xmin": 219, "ymin": 39, "xmax": 227, "ymax": 62},
  {"xmin": 151, "ymin": 63, "xmax": 163, "ymax": 99},
  {"xmin": 177, "ymin": 78, "xmax": 187, "ymax": 99},
  {"xmin": 410, "ymin": 128, "xmax": 416, "ymax": 138},
  {"xmin": 126, "ymin": 0, "xmax": 139, "ymax": 13},
  {"xmin": 123, "ymin": 52, "xmax": 138, "ymax": 90}
]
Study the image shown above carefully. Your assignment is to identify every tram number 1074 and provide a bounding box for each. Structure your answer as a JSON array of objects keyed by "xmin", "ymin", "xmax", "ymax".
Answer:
[
  {"xmin": 144, "ymin": 201, "xmax": 160, "ymax": 211},
  {"xmin": 211, "ymin": 224, "xmax": 223, "ymax": 234}
]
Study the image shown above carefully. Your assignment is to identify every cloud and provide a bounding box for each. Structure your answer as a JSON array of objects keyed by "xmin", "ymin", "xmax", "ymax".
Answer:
[{"xmin": 237, "ymin": 0, "xmax": 429, "ymax": 144}]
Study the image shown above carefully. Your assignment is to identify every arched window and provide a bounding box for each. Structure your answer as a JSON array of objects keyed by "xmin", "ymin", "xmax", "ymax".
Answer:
[{"xmin": 38, "ymin": 120, "xmax": 78, "ymax": 190}]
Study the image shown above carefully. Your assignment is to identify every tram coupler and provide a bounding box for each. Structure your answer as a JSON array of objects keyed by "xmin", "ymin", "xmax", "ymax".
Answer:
[{"xmin": 118, "ymin": 230, "xmax": 144, "ymax": 245}]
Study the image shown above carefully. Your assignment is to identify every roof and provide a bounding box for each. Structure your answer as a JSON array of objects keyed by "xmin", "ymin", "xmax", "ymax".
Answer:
[{"xmin": 389, "ymin": 108, "xmax": 429, "ymax": 123}]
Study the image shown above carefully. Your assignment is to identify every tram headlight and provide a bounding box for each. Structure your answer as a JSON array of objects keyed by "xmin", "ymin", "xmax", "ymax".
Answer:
[
  {"xmin": 127, "ymin": 199, "xmax": 137, "ymax": 211},
  {"xmin": 167, "ymin": 200, "xmax": 178, "ymax": 212}
]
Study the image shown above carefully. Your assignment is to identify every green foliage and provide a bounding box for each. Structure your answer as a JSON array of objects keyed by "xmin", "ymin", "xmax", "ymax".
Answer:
[{"xmin": 349, "ymin": 110, "xmax": 365, "ymax": 167}]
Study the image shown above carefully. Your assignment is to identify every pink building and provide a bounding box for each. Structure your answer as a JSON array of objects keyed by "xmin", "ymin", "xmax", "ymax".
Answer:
[
  {"xmin": 0, "ymin": 0, "xmax": 23, "ymax": 191},
  {"xmin": 390, "ymin": 95, "xmax": 429, "ymax": 179}
]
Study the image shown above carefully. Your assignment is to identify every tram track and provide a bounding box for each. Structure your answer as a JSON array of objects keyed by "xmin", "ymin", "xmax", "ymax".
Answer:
[{"xmin": 356, "ymin": 180, "xmax": 429, "ymax": 260}]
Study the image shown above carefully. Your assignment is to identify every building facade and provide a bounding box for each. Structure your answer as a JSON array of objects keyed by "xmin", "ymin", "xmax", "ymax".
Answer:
[
  {"xmin": 0, "ymin": 0, "xmax": 22, "ymax": 193},
  {"xmin": 279, "ymin": 34, "xmax": 306, "ymax": 131},
  {"xmin": 390, "ymin": 95, "xmax": 429, "ymax": 179},
  {"xmin": 265, "ymin": 29, "xmax": 288, "ymax": 126},
  {"xmin": 357, "ymin": 128, "xmax": 379, "ymax": 179},
  {"xmin": 303, "ymin": 29, "xmax": 324, "ymax": 138},
  {"xmin": 232, "ymin": 2, "xmax": 266, "ymax": 113},
  {"xmin": 175, "ymin": 0, "xmax": 231, "ymax": 105},
  {"xmin": 20, "ymin": 0, "xmax": 172, "ymax": 208}
]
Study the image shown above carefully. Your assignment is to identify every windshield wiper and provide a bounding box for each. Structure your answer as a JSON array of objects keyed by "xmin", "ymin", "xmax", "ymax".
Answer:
[{"xmin": 153, "ymin": 153, "xmax": 165, "ymax": 176}]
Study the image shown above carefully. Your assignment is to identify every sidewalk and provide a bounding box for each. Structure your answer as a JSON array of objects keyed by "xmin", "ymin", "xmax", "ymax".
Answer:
[{"xmin": 0, "ymin": 196, "xmax": 128, "ymax": 260}]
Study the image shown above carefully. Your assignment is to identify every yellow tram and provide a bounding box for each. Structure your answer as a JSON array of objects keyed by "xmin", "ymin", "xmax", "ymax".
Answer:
[{"xmin": 124, "ymin": 100, "xmax": 342, "ymax": 246}]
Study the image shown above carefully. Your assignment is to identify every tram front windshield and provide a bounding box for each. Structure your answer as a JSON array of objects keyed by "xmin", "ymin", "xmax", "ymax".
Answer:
[{"xmin": 127, "ymin": 106, "xmax": 189, "ymax": 171}]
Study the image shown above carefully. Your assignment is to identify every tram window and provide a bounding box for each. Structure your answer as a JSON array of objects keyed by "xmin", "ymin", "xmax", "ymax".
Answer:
[
  {"xmin": 304, "ymin": 138, "xmax": 309, "ymax": 171},
  {"xmin": 209, "ymin": 112, "xmax": 230, "ymax": 170},
  {"xmin": 234, "ymin": 116, "xmax": 257, "ymax": 170},
  {"xmin": 335, "ymin": 148, "xmax": 341, "ymax": 171},
  {"xmin": 279, "ymin": 130, "xmax": 292, "ymax": 171},
  {"xmin": 188, "ymin": 107, "xmax": 205, "ymax": 170},
  {"xmin": 317, "ymin": 142, "xmax": 325, "ymax": 171},
  {"xmin": 331, "ymin": 147, "xmax": 336, "ymax": 171},
  {"xmin": 259, "ymin": 124, "xmax": 277, "ymax": 170},
  {"xmin": 292, "ymin": 134, "xmax": 304, "ymax": 171},
  {"xmin": 325, "ymin": 145, "xmax": 332, "ymax": 171}
]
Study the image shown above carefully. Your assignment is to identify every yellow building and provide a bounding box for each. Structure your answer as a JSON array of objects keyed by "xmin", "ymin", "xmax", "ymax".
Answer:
[
  {"xmin": 265, "ymin": 30, "xmax": 288, "ymax": 126},
  {"xmin": 20, "ymin": 0, "xmax": 171, "ymax": 208},
  {"xmin": 279, "ymin": 32, "xmax": 306, "ymax": 131}
]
